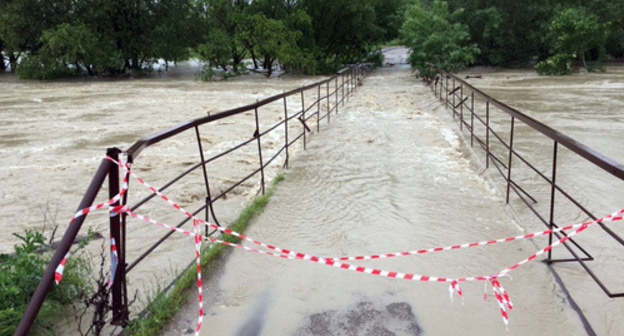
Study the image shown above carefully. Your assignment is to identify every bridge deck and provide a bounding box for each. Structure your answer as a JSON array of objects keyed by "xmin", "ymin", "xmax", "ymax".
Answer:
[{"xmin": 166, "ymin": 58, "xmax": 592, "ymax": 335}]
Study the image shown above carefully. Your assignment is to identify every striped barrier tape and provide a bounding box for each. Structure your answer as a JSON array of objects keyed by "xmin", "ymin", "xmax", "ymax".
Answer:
[
  {"xmin": 54, "ymin": 156, "xmax": 130, "ymax": 285},
  {"xmin": 57, "ymin": 156, "xmax": 624, "ymax": 332},
  {"xmin": 110, "ymin": 203, "xmax": 621, "ymax": 330}
]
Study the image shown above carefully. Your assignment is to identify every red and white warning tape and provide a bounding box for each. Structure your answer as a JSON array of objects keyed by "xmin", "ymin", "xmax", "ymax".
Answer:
[
  {"xmin": 54, "ymin": 156, "xmax": 130, "ymax": 285},
  {"xmin": 55, "ymin": 156, "xmax": 623, "ymax": 333}
]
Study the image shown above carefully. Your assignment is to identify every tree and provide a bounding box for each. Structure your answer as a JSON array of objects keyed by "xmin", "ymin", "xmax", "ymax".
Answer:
[
  {"xmin": 197, "ymin": 0, "xmax": 248, "ymax": 72},
  {"xmin": 0, "ymin": 0, "xmax": 67, "ymax": 71},
  {"xmin": 587, "ymin": 0, "xmax": 624, "ymax": 58},
  {"xmin": 371, "ymin": 0, "xmax": 407, "ymax": 42},
  {"xmin": 535, "ymin": 7, "xmax": 608, "ymax": 75},
  {"xmin": 401, "ymin": 0, "xmax": 479, "ymax": 77},
  {"xmin": 17, "ymin": 23, "xmax": 121, "ymax": 78},
  {"xmin": 152, "ymin": 0, "xmax": 199, "ymax": 69},
  {"xmin": 302, "ymin": 0, "xmax": 383, "ymax": 72},
  {"xmin": 244, "ymin": 14, "xmax": 301, "ymax": 77}
]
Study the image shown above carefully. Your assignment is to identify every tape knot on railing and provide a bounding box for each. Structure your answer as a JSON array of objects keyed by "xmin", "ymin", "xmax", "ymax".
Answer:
[{"xmin": 109, "ymin": 205, "xmax": 130, "ymax": 217}]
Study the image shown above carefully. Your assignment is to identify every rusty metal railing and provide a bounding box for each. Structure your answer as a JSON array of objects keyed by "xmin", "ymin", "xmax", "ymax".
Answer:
[
  {"xmin": 430, "ymin": 70, "xmax": 624, "ymax": 298},
  {"xmin": 15, "ymin": 62, "xmax": 373, "ymax": 335}
]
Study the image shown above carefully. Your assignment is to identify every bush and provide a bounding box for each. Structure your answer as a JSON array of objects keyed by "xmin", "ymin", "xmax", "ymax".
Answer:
[
  {"xmin": 401, "ymin": 1, "xmax": 479, "ymax": 78},
  {"xmin": 16, "ymin": 55, "xmax": 75, "ymax": 80},
  {"xmin": 0, "ymin": 230, "xmax": 90, "ymax": 334},
  {"xmin": 535, "ymin": 53, "xmax": 575, "ymax": 75}
]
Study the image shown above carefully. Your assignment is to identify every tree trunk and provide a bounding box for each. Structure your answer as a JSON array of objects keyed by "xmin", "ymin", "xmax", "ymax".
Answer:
[
  {"xmin": 264, "ymin": 56, "xmax": 273, "ymax": 77},
  {"xmin": 9, "ymin": 53, "xmax": 17, "ymax": 72},
  {"xmin": 582, "ymin": 53, "xmax": 588, "ymax": 70},
  {"xmin": 250, "ymin": 50, "xmax": 258, "ymax": 69}
]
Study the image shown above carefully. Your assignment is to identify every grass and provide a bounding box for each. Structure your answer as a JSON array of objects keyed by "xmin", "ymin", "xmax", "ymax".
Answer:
[{"xmin": 126, "ymin": 173, "xmax": 286, "ymax": 335}]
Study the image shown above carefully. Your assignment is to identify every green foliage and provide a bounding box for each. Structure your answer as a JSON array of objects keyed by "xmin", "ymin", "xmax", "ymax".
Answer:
[
  {"xmin": 401, "ymin": 0, "xmax": 479, "ymax": 77},
  {"xmin": 535, "ymin": 53, "xmax": 575, "ymax": 75},
  {"xmin": 302, "ymin": 0, "xmax": 385, "ymax": 73},
  {"xmin": 368, "ymin": 51, "xmax": 385, "ymax": 68},
  {"xmin": 536, "ymin": 7, "xmax": 609, "ymax": 75},
  {"xmin": 0, "ymin": 230, "xmax": 90, "ymax": 335}
]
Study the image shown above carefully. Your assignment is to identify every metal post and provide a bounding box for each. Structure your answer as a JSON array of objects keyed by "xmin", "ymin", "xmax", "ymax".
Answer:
[
  {"xmin": 548, "ymin": 141, "xmax": 558, "ymax": 260},
  {"xmin": 506, "ymin": 116, "xmax": 515, "ymax": 204},
  {"xmin": 327, "ymin": 81, "xmax": 331, "ymax": 123},
  {"xmin": 470, "ymin": 91, "xmax": 475, "ymax": 147},
  {"xmin": 335, "ymin": 76, "xmax": 339, "ymax": 114},
  {"xmin": 195, "ymin": 126, "xmax": 213, "ymax": 234},
  {"xmin": 342, "ymin": 72, "xmax": 345, "ymax": 106},
  {"xmin": 108, "ymin": 148, "xmax": 128, "ymax": 325},
  {"xmin": 452, "ymin": 78, "xmax": 456, "ymax": 119},
  {"xmin": 283, "ymin": 96, "xmax": 289, "ymax": 168},
  {"xmin": 317, "ymin": 84, "xmax": 321, "ymax": 132},
  {"xmin": 486, "ymin": 101, "xmax": 490, "ymax": 169},
  {"xmin": 445, "ymin": 76, "xmax": 449, "ymax": 109},
  {"xmin": 459, "ymin": 84, "xmax": 463, "ymax": 130},
  {"xmin": 301, "ymin": 91, "xmax": 307, "ymax": 150},
  {"xmin": 254, "ymin": 103, "xmax": 266, "ymax": 194}
]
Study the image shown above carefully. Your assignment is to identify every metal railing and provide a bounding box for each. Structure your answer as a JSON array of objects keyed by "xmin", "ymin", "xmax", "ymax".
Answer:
[
  {"xmin": 15, "ymin": 62, "xmax": 373, "ymax": 335},
  {"xmin": 430, "ymin": 70, "xmax": 624, "ymax": 298}
]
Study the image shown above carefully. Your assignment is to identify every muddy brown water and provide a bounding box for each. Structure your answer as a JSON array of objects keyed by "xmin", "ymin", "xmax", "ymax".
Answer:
[{"xmin": 2, "ymin": 49, "xmax": 623, "ymax": 335}]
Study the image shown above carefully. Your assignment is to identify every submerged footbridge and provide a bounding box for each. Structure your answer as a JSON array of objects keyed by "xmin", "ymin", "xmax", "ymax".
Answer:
[
  {"xmin": 168, "ymin": 49, "xmax": 623, "ymax": 335},
  {"xmin": 15, "ymin": 48, "xmax": 624, "ymax": 335}
]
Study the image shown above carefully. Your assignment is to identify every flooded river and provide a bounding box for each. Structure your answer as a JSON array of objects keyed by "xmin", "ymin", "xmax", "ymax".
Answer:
[{"xmin": 2, "ymin": 49, "xmax": 623, "ymax": 335}]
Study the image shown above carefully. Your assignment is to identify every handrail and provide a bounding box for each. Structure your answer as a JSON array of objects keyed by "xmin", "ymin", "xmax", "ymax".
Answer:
[
  {"xmin": 431, "ymin": 68, "xmax": 624, "ymax": 298},
  {"xmin": 437, "ymin": 71, "xmax": 624, "ymax": 180},
  {"xmin": 127, "ymin": 67, "xmax": 357, "ymax": 159}
]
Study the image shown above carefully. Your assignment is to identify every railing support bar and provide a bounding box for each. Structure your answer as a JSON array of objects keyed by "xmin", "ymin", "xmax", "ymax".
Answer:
[
  {"xmin": 283, "ymin": 96, "xmax": 289, "ymax": 168},
  {"xmin": 254, "ymin": 104, "xmax": 266, "ymax": 194},
  {"xmin": 548, "ymin": 141, "xmax": 558, "ymax": 260},
  {"xmin": 108, "ymin": 148, "xmax": 129, "ymax": 326},
  {"xmin": 506, "ymin": 116, "xmax": 515, "ymax": 204}
]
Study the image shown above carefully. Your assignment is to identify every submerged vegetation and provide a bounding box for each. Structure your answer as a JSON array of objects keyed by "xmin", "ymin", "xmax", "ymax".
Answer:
[
  {"xmin": 0, "ymin": 230, "xmax": 92, "ymax": 335},
  {"xmin": 400, "ymin": 0, "xmax": 624, "ymax": 76},
  {"xmin": 0, "ymin": 0, "xmax": 405, "ymax": 79}
]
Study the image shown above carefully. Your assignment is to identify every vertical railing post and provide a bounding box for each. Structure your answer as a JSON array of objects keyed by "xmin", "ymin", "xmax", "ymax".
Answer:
[
  {"xmin": 335, "ymin": 76, "xmax": 339, "ymax": 114},
  {"xmin": 195, "ymin": 126, "xmax": 214, "ymax": 234},
  {"xmin": 459, "ymin": 84, "xmax": 463, "ymax": 130},
  {"xmin": 254, "ymin": 103, "xmax": 266, "ymax": 194},
  {"xmin": 505, "ymin": 116, "xmax": 516, "ymax": 204},
  {"xmin": 317, "ymin": 84, "xmax": 321, "ymax": 132},
  {"xmin": 327, "ymin": 81, "xmax": 331, "ymax": 123},
  {"xmin": 548, "ymin": 141, "xmax": 559, "ymax": 260},
  {"xmin": 283, "ymin": 96, "xmax": 289, "ymax": 168},
  {"xmin": 108, "ymin": 147, "xmax": 128, "ymax": 326},
  {"xmin": 445, "ymin": 76, "xmax": 449, "ymax": 109},
  {"xmin": 486, "ymin": 101, "xmax": 490, "ymax": 169},
  {"xmin": 342, "ymin": 72, "xmax": 345, "ymax": 106},
  {"xmin": 301, "ymin": 91, "xmax": 307, "ymax": 150},
  {"xmin": 470, "ymin": 91, "xmax": 475, "ymax": 147},
  {"xmin": 452, "ymin": 78, "xmax": 456, "ymax": 119}
]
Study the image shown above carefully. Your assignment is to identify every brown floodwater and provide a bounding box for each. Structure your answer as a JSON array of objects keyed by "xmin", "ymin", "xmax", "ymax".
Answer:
[{"xmin": 2, "ymin": 50, "xmax": 623, "ymax": 335}]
